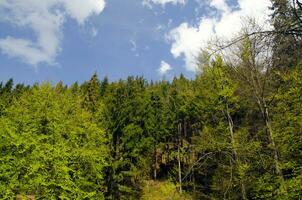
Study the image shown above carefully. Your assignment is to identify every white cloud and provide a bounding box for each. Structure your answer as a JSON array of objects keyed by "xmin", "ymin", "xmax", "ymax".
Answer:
[
  {"xmin": 0, "ymin": 37, "xmax": 53, "ymax": 65},
  {"xmin": 143, "ymin": 0, "xmax": 186, "ymax": 7},
  {"xmin": 62, "ymin": 0, "xmax": 105, "ymax": 24},
  {"xmin": 167, "ymin": 0, "xmax": 272, "ymax": 71},
  {"xmin": 130, "ymin": 39, "xmax": 140, "ymax": 57},
  {"xmin": 158, "ymin": 60, "xmax": 172, "ymax": 75},
  {"xmin": 210, "ymin": 0, "xmax": 229, "ymax": 12},
  {"xmin": 91, "ymin": 27, "xmax": 99, "ymax": 37},
  {"xmin": 0, "ymin": 0, "xmax": 105, "ymax": 66},
  {"xmin": 130, "ymin": 39, "xmax": 137, "ymax": 52}
]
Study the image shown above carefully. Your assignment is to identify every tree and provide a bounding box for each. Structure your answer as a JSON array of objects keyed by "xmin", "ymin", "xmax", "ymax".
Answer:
[
  {"xmin": 271, "ymin": 64, "xmax": 302, "ymax": 198},
  {"xmin": 271, "ymin": 0, "xmax": 302, "ymax": 68},
  {"xmin": 194, "ymin": 56, "xmax": 251, "ymax": 199},
  {"xmin": 100, "ymin": 76, "xmax": 109, "ymax": 98},
  {"xmin": 144, "ymin": 88, "xmax": 168, "ymax": 180},
  {"xmin": 102, "ymin": 77, "xmax": 149, "ymax": 199},
  {"xmin": 0, "ymin": 83, "xmax": 108, "ymax": 199},
  {"xmin": 0, "ymin": 79, "xmax": 14, "ymax": 116},
  {"xmin": 82, "ymin": 73, "xmax": 101, "ymax": 113}
]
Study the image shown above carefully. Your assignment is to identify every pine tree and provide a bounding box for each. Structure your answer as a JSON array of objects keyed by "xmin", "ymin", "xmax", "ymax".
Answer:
[
  {"xmin": 83, "ymin": 72, "xmax": 101, "ymax": 113},
  {"xmin": 271, "ymin": 0, "xmax": 302, "ymax": 68}
]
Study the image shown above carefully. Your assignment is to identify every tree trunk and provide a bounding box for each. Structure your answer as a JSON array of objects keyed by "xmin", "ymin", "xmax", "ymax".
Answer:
[
  {"xmin": 192, "ymin": 166, "xmax": 196, "ymax": 192},
  {"xmin": 257, "ymin": 98, "xmax": 283, "ymax": 178},
  {"xmin": 178, "ymin": 123, "xmax": 182, "ymax": 194},
  {"xmin": 263, "ymin": 103, "xmax": 282, "ymax": 177},
  {"xmin": 226, "ymin": 103, "xmax": 247, "ymax": 200},
  {"xmin": 154, "ymin": 144, "xmax": 157, "ymax": 180}
]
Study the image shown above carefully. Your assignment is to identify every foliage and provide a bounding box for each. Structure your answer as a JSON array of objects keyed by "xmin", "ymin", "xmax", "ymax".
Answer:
[
  {"xmin": 0, "ymin": 2, "xmax": 301, "ymax": 198},
  {"xmin": 141, "ymin": 180, "xmax": 192, "ymax": 200},
  {"xmin": 0, "ymin": 84, "xmax": 108, "ymax": 199}
]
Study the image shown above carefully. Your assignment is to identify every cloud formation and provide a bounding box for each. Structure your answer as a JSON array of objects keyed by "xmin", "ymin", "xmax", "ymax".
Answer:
[
  {"xmin": 158, "ymin": 60, "xmax": 172, "ymax": 76},
  {"xmin": 143, "ymin": 0, "xmax": 186, "ymax": 7},
  {"xmin": 167, "ymin": 0, "xmax": 272, "ymax": 71},
  {"xmin": 0, "ymin": 0, "xmax": 105, "ymax": 66}
]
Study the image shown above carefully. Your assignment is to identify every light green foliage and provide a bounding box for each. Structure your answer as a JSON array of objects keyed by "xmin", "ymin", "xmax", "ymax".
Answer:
[
  {"xmin": 193, "ymin": 56, "xmax": 262, "ymax": 199},
  {"xmin": 271, "ymin": 66, "xmax": 302, "ymax": 198},
  {"xmin": 0, "ymin": 83, "xmax": 108, "ymax": 199},
  {"xmin": 141, "ymin": 180, "xmax": 192, "ymax": 200}
]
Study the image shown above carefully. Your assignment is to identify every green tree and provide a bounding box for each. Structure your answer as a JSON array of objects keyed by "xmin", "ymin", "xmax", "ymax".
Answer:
[
  {"xmin": 271, "ymin": 0, "xmax": 302, "ymax": 68},
  {"xmin": 192, "ymin": 56, "xmax": 260, "ymax": 199},
  {"xmin": 0, "ymin": 83, "xmax": 108, "ymax": 199},
  {"xmin": 82, "ymin": 73, "xmax": 101, "ymax": 113},
  {"xmin": 271, "ymin": 64, "xmax": 302, "ymax": 199}
]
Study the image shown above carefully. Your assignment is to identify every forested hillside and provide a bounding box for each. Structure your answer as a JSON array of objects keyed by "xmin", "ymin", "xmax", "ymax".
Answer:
[{"xmin": 0, "ymin": 0, "xmax": 301, "ymax": 199}]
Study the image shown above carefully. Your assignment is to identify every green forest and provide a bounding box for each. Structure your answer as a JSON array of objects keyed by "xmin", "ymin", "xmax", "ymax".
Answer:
[{"xmin": 0, "ymin": 0, "xmax": 302, "ymax": 199}]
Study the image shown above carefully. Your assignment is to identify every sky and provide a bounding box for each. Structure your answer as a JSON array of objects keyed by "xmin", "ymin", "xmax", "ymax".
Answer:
[{"xmin": 0, "ymin": 0, "xmax": 272, "ymax": 85}]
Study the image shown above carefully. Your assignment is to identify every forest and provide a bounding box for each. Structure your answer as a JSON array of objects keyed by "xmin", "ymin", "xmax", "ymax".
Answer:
[{"xmin": 0, "ymin": 0, "xmax": 302, "ymax": 199}]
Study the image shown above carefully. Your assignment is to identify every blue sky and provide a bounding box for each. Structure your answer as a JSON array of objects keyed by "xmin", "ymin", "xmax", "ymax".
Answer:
[{"xmin": 0, "ymin": 0, "xmax": 271, "ymax": 85}]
